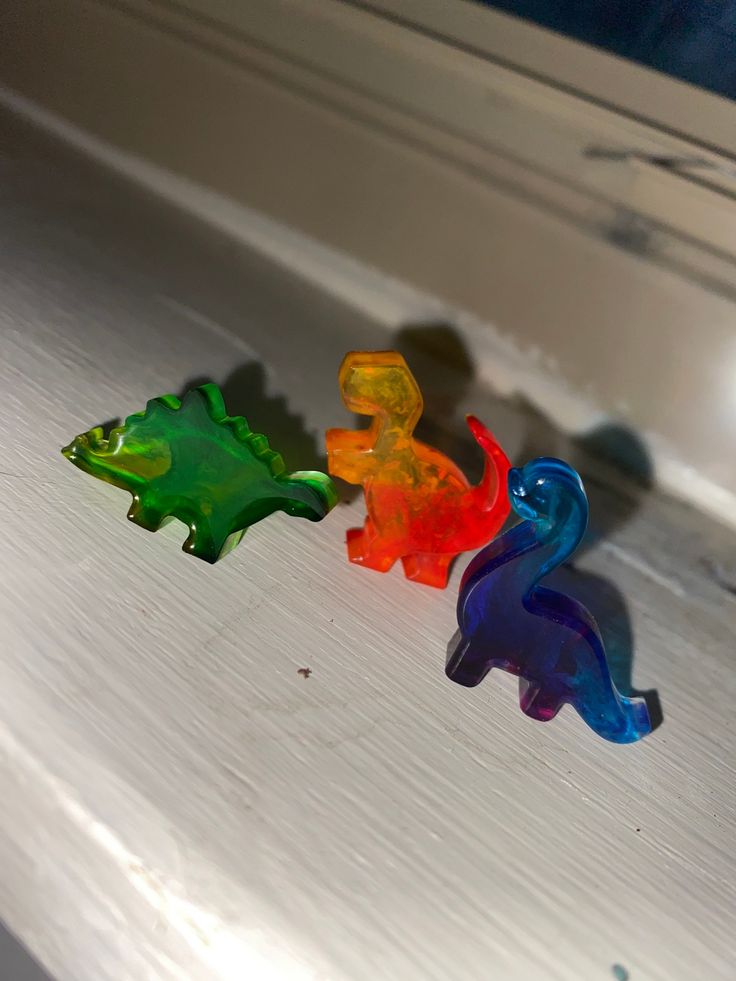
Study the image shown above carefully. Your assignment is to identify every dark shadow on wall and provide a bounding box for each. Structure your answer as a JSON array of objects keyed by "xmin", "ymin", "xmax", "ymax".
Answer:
[
  {"xmin": 181, "ymin": 362, "xmax": 327, "ymax": 474},
  {"xmin": 393, "ymin": 322, "xmax": 480, "ymax": 477},
  {"xmin": 516, "ymin": 402, "xmax": 654, "ymax": 554}
]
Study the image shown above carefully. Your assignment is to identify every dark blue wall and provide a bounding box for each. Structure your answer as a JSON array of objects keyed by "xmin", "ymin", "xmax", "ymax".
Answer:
[{"xmin": 480, "ymin": 2, "xmax": 736, "ymax": 99}]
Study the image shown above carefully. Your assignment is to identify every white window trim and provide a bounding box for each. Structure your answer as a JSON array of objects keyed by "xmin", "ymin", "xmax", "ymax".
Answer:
[
  {"xmin": 357, "ymin": 0, "xmax": 736, "ymax": 157},
  {"xmin": 163, "ymin": 0, "xmax": 736, "ymax": 262},
  {"xmin": 1, "ymin": 0, "xmax": 735, "ymax": 525}
]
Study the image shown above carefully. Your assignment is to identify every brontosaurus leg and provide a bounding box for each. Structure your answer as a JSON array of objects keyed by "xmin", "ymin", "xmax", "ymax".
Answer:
[
  {"xmin": 127, "ymin": 494, "xmax": 225, "ymax": 562},
  {"xmin": 346, "ymin": 518, "xmax": 397, "ymax": 572},
  {"xmin": 518, "ymin": 677, "xmax": 564, "ymax": 722},
  {"xmin": 445, "ymin": 632, "xmax": 493, "ymax": 687},
  {"xmin": 401, "ymin": 552, "xmax": 453, "ymax": 589}
]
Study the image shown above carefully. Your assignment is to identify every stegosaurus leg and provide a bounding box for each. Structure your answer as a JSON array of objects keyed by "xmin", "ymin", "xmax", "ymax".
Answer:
[
  {"xmin": 127, "ymin": 494, "xmax": 168, "ymax": 533},
  {"xmin": 346, "ymin": 518, "xmax": 397, "ymax": 572},
  {"xmin": 181, "ymin": 521, "xmax": 232, "ymax": 565},
  {"xmin": 401, "ymin": 552, "xmax": 453, "ymax": 589}
]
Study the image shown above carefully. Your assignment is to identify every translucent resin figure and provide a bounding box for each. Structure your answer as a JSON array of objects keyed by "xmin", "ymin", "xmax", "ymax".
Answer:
[
  {"xmin": 446, "ymin": 458, "xmax": 652, "ymax": 743},
  {"xmin": 326, "ymin": 351, "xmax": 511, "ymax": 588},
  {"xmin": 62, "ymin": 383, "xmax": 337, "ymax": 562}
]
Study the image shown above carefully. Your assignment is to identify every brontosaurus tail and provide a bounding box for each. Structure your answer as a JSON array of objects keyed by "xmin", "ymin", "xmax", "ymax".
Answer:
[
  {"xmin": 619, "ymin": 696, "xmax": 653, "ymax": 742},
  {"xmin": 466, "ymin": 415, "xmax": 512, "ymax": 515}
]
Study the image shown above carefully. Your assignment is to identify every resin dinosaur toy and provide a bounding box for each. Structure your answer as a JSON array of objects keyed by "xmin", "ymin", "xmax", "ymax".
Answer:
[
  {"xmin": 62, "ymin": 383, "xmax": 337, "ymax": 563},
  {"xmin": 446, "ymin": 458, "xmax": 652, "ymax": 743},
  {"xmin": 326, "ymin": 350, "xmax": 511, "ymax": 588}
]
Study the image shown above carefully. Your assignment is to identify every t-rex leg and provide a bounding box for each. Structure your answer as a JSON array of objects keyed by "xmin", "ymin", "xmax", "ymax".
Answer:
[
  {"xmin": 401, "ymin": 552, "xmax": 453, "ymax": 588},
  {"xmin": 346, "ymin": 518, "xmax": 397, "ymax": 572}
]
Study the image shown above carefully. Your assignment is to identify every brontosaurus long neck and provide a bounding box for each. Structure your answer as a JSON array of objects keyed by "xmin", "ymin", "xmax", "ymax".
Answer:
[{"xmin": 523, "ymin": 484, "xmax": 588, "ymax": 591}]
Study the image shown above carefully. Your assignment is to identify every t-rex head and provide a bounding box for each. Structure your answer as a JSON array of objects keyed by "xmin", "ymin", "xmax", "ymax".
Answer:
[{"xmin": 337, "ymin": 351, "xmax": 423, "ymax": 434}]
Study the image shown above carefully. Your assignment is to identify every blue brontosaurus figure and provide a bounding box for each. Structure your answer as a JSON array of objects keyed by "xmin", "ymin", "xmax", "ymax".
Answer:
[{"xmin": 446, "ymin": 458, "xmax": 652, "ymax": 743}]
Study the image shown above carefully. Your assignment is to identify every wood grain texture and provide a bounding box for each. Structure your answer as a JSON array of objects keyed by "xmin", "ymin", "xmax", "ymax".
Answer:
[{"xmin": 0, "ymin": 109, "xmax": 735, "ymax": 981}]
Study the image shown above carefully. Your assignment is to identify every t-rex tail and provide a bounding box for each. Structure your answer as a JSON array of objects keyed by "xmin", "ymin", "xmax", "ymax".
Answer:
[{"xmin": 466, "ymin": 414, "xmax": 512, "ymax": 515}]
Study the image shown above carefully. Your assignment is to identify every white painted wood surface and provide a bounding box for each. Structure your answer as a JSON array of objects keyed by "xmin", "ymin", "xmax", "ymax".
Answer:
[{"xmin": 1, "ymin": 109, "xmax": 735, "ymax": 981}]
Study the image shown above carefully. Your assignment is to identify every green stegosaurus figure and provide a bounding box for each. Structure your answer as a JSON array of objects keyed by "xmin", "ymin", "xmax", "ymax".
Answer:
[{"xmin": 62, "ymin": 383, "xmax": 337, "ymax": 562}]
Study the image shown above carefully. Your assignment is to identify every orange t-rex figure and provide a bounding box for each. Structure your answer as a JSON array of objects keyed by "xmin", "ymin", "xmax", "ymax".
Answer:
[{"xmin": 326, "ymin": 351, "xmax": 511, "ymax": 588}]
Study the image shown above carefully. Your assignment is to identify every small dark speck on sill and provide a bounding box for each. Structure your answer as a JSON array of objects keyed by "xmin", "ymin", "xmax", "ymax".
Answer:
[
  {"xmin": 635, "ymin": 828, "xmax": 641, "ymax": 833},
  {"xmin": 297, "ymin": 667, "xmax": 312, "ymax": 679}
]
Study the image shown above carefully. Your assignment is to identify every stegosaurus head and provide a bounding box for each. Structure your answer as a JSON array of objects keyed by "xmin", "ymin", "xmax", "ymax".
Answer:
[{"xmin": 62, "ymin": 383, "xmax": 338, "ymax": 563}]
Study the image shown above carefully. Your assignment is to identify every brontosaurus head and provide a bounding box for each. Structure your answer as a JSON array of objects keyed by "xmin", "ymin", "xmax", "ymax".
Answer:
[
  {"xmin": 338, "ymin": 351, "xmax": 423, "ymax": 431},
  {"xmin": 508, "ymin": 457, "xmax": 587, "ymax": 530}
]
